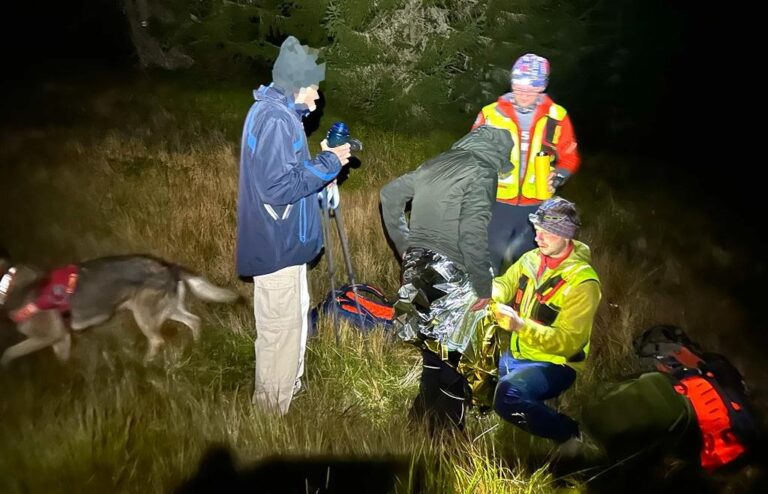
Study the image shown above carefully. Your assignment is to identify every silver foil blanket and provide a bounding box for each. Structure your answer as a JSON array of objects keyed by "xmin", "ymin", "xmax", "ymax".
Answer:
[{"xmin": 393, "ymin": 247, "xmax": 484, "ymax": 352}]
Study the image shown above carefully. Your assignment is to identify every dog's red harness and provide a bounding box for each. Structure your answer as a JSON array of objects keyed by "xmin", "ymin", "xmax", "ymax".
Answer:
[{"xmin": 10, "ymin": 265, "xmax": 79, "ymax": 323}]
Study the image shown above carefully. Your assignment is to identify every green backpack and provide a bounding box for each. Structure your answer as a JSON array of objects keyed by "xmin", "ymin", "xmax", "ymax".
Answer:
[{"xmin": 581, "ymin": 372, "xmax": 696, "ymax": 459}]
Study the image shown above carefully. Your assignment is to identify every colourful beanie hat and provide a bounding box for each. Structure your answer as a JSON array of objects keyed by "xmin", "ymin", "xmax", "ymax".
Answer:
[{"xmin": 511, "ymin": 53, "xmax": 550, "ymax": 92}]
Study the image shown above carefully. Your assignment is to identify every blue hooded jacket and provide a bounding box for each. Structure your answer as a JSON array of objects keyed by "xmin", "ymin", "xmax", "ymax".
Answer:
[{"xmin": 236, "ymin": 85, "xmax": 341, "ymax": 277}]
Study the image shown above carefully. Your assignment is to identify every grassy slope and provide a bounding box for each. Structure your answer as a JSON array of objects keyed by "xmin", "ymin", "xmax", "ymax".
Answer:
[{"xmin": 0, "ymin": 71, "xmax": 763, "ymax": 493}]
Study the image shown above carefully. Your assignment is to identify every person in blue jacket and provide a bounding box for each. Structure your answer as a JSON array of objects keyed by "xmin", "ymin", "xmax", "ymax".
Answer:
[{"xmin": 236, "ymin": 36, "xmax": 351, "ymax": 415}]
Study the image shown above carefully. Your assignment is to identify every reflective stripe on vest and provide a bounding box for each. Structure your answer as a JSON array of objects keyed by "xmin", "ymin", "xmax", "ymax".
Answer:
[{"xmin": 482, "ymin": 102, "xmax": 567, "ymax": 203}]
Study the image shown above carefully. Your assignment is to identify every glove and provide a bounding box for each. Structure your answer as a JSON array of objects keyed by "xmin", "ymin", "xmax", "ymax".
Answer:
[
  {"xmin": 318, "ymin": 180, "xmax": 340, "ymax": 210},
  {"xmin": 492, "ymin": 302, "xmax": 524, "ymax": 332},
  {"xmin": 327, "ymin": 180, "xmax": 340, "ymax": 209}
]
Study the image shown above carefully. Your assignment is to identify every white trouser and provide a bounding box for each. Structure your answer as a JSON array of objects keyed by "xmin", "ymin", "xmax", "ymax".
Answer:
[{"xmin": 252, "ymin": 264, "xmax": 309, "ymax": 415}]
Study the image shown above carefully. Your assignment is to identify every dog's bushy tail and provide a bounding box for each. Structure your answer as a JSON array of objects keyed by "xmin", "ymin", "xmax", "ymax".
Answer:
[{"xmin": 180, "ymin": 273, "xmax": 239, "ymax": 303}]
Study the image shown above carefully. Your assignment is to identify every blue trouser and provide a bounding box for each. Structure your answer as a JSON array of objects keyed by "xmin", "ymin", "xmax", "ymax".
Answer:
[
  {"xmin": 493, "ymin": 351, "xmax": 579, "ymax": 443},
  {"xmin": 487, "ymin": 202, "xmax": 539, "ymax": 276}
]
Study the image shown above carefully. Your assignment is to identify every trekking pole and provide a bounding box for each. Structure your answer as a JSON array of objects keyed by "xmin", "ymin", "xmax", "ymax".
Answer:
[
  {"xmin": 331, "ymin": 203, "xmax": 367, "ymax": 329},
  {"xmin": 321, "ymin": 189, "xmax": 340, "ymax": 346}
]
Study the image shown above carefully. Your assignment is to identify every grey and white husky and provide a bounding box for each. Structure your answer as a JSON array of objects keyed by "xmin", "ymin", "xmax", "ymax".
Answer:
[{"xmin": 0, "ymin": 254, "xmax": 238, "ymax": 366}]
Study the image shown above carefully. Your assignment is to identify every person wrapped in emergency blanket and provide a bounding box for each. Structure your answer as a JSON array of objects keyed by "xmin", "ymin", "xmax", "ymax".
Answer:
[{"xmin": 380, "ymin": 125, "xmax": 514, "ymax": 431}]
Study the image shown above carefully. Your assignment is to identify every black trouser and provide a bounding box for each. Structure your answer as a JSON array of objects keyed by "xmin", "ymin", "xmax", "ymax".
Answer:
[
  {"xmin": 410, "ymin": 349, "xmax": 469, "ymax": 432},
  {"xmin": 487, "ymin": 202, "xmax": 539, "ymax": 275}
]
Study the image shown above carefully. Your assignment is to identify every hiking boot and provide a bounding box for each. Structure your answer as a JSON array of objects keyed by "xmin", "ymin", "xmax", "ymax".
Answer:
[{"xmin": 549, "ymin": 434, "xmax": 604, "ymax": 475}]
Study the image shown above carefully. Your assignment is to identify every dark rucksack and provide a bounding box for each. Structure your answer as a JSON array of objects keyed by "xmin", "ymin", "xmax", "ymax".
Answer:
[
  {"xmin": 633, "ymin": 325, "xmax": 757, "ymax": 471},
  {"xmin": 314, "ymin": 283, "xmax": 395, "ymax": 334}
]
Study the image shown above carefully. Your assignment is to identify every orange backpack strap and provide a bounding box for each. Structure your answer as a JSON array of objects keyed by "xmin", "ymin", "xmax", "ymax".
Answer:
[{"xmin": 675, "ymin": 375, "xmax": 746, "ymax": 470}]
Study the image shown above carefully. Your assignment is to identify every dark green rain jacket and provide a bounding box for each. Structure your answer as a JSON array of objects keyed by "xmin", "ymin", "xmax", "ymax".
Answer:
[{"xmin": 380, "ymin": 126, "xmax": 513, "ymax": 298}]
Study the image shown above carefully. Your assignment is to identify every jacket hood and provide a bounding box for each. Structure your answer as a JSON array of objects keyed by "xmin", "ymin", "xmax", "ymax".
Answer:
[
  {"xmin": 451, "ymin": 125, "xmax": 513, "ymax": 172},
  {"xmin": 569, "ymin": 240, "xmax": 593, "ymax": 265},
  {"xmin": 254, "ymin": 85, "xmax": 290, "ymax": 105},
  {"xmin": 254, "ymin": 85, "xmax": 309, "ymax": 118},
  {"xmin": 556, "ymin": 240, "xmax": 599, "ymax": 285}
]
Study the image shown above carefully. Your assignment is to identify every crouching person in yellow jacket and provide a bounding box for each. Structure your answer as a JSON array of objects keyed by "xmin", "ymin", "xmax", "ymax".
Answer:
[{"xmin": 491, "ymin": 196, "xmax": 601, "ymax": 443}]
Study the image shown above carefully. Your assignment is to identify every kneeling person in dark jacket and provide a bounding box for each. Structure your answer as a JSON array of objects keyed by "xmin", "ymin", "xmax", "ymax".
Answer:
[{"xmin": 380, "ymin": 125, "xmax": 513, "ymax": 430}]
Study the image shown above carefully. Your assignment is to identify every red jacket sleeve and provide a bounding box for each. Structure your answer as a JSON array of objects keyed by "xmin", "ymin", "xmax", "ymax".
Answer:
[
  {"xmin": 554, "ymin": 114, "xmax": 580, "ymax": 175},
  {"xmin": 471, "ymin": 110, "xmax": 486, "ymax": 130}
]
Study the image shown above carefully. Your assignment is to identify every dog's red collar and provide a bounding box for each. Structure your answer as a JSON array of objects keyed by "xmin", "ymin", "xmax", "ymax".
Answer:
[{"xmin": 0, "ymin": 267, "xmax": 17, "ymax": 307}]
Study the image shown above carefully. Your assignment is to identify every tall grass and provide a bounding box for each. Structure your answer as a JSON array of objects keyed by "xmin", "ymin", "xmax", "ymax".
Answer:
[{"xmin": 0, "ymin": 76, "xmax": 762, "ymax": 493}]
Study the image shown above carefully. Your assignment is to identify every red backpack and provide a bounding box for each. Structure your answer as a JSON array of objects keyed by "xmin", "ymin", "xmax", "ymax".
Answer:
[
  {"xmin": 311, "ymin": 283, "xmax": 395, "ymax": 335},
  {"xmin": 634, "ymin": 325, "xmax": 756, "ymax": 471}
]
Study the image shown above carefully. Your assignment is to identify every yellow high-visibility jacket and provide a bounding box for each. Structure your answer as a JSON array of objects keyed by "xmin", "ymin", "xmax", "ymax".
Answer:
[{"xmin": 492, "ymin": 240, "xmax": 601, "ymax": 372}]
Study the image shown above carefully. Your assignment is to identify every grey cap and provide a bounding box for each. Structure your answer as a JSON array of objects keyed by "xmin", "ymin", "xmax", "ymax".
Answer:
[{"xmin": 272, "ymin": 36, "xmax": 326, "ymax": 93}]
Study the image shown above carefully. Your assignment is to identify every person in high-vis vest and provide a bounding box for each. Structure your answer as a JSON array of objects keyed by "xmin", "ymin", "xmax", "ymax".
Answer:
[
  {"xmin": 490, "ymin": 197, "xmax": 600, "ymax": 443},
  {"xmin": 472, "ymin": 54, "xmax": 581, "ymax": 275}
]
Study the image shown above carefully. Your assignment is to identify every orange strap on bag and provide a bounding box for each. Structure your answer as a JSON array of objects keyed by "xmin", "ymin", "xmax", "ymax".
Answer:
[{"xmin": 675, "ymin": 375, "xmax": 746, "ymax": 471}]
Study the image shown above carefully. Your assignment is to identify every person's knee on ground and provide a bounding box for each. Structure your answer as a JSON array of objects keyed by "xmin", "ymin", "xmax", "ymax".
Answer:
[{"xmin": 494, "ymin": 371, "xmax": 579, "ymax": 443}]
